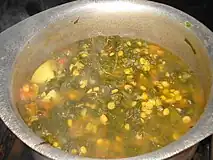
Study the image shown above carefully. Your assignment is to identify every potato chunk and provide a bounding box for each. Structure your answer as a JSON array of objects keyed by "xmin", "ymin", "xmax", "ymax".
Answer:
[{"xmin": 31, "ymin": 60, "xmax": 57, "ymax": 84}]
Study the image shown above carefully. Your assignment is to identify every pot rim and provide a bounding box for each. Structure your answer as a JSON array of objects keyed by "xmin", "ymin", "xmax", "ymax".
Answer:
[{"xmin": 1, "ymin": 0, "xmax": 213, "ymax": 160}]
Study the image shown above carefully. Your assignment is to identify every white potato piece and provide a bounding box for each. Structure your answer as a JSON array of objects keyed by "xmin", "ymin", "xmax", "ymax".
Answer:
[{"xmin": 31, "ymin": 60, "xmax": 57, "ymax": 84}]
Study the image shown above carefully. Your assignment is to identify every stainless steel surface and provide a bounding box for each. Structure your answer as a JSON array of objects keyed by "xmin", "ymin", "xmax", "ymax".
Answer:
[
  {"xmin": 0, "ymin": 0, "xmax": 213, "ymax": 160},
  {"xmin": 32, "ymin": 145, "xmax": 198, "ymax": 160}
]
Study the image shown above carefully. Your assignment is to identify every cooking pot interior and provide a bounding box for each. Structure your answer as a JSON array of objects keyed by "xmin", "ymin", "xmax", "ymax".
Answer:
[{"xmin": 11, "ymin": 9, "xmax": 212, "ymax": 127}]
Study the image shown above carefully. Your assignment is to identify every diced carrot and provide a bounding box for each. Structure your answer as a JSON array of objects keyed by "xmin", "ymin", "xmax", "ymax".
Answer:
[
  {"xmin": 192, "ymin": 89, "xmax": 205, "ymax": 108},
  {"xmin": 148, "ymin": 45, "xmax": 160, "ymax": 52},
  {"xmin": 19, "ymin": 83, "xmax": 39, "ymax": 101},
  {"xmin": 156, "ymin": 50, "xmax": 164, "ymax": 56},
  {"xmin": 149, "ymin": 45, "xmax": 164, "ymax": 56},
  {"xmin": 149, "ymin": 69, "xmax": 158, "ymax": 81},
  {"xmin": 68, "ymin": 90, "xmax": 84, "ymax": 101},
  {"xmin": 39, "ymin": 101, "xmax": 53, "ymax": 111},
  {"xmin": 175, "ymin": 99, "xmax": 189, "ymax": 108},
  {"xmin": 22, "ymin": 84, "xmax": 30, "ymax": 92},
  {"xmin": 25, "ymin": 102, "xmax": 37, "ymax": 117},
  {"xmin": 58, "ymin": 58, "xmax": 66, "ymax": 65},
  {"xmin": 20, "ymin": 89, "xmax": 34, "ymax": 101}
]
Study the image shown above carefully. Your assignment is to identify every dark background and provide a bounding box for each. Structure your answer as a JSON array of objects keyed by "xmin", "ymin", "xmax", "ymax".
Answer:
[
  {"xmin": 0, "ymin": 0, "xmax": 213, "ymax": 160},
  {"xmin": 1, "ymin": 0, "xmax": 213, "ymax": 31}
]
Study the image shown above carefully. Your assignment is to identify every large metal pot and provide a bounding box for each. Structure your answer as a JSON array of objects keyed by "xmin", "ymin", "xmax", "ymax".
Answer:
[{"xmin": 0, "ymin": 0, "xmax": 213, "ymax": 160}]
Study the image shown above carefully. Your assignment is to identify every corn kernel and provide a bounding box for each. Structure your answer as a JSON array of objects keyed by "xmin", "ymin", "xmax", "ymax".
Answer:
[
  {"xmin": 109, "ymin": 52, "xmax": 115, "ymax": 56},
  {"xmin": 160, "ymin": 95, "xmax": 166, "ymax": 100},
  {"xmin": 133, "ymin": 48, "xmax": 141, "ymax": 53},
  {"xmin": 140, "ymin": 85, "xmax": 146, "ymax": 91},
  {"xmin": 71, "ymin": 149, "xmax": 78, "ymax": 155},
  {"xmin": 100, "ymin": 114, "xmax": 108, "ymax": 125},
  {"xmin": 79, "ymin": 80, "xmax": 88, "ymax": 88},
  {"xmin": 116, "ymin": 136, "xmax": 122, "ymax": 142},
  {"xmin": 67, "ymin": 119, "xmax": 73, "ymax": 127},
  {"xmin": 175, "ymin": 95, "xmax": 182, "ymax": 101},
  {"xmin": 93, "ymin": 87, "xmax": 100, "ymax": 92},
  {"xmin": 163, "ymin": 89, "xmax": 169, "ymax": 95},
  {"xmin": 124, "ymin": 123, "xmax": 130, "ymax": 130},
  {"xmin": 111, "ymin": 89, "xmax": 119, "ymax": 94},
  {"xmin": 145, "ymin": 109, "xmax": 152, "ymax": 115},
  {"xmin": 170, "ymin": 93, "xmax": 175, "ymax": 97},
  {"xmin": 137, "ymin": 41, "xmax": 142, "ymax": 46},
  {"xmin": 141, "ymin": 106, "xmax": 147, "ymax": 112},
  {"xmin": 80, "ymin": 146, "xmax": 87, "ymax": 154},
  {"xmin": 141, "ymin": 93, "xmax": 148, "ymax": 100},
  {"xmin": 141, "ymin": 118, "xmax": 145, "ymax": 123},
  {"xmin": 126, "ymin": 41, "xmax": 131, "ymax": 46},
  {"xmin": 165, "ymin": 72, "xmax": 170, "ymax": 77},
  {"xmin": 87, "ymin": 89, "xmax": 92, "ymax": 94},
  {"xmin": 132, "ymin": 101, "xmax": 137, "ymax": 107},
  {"xmin": 124, "ymin": 68, "xmax": 133, "ymax": 74},
  {"xmin": 146, "ymin": 101, "xmax": 154, "ymax": 109},
  {"xmin": 161, "ymin": 81, "xmax": 170, "ymax": 88},
  {"xmin": 72, "ymin": 69, "xmax": 80, "ymax": 76},
  {"xmin": 124, "ymin": 84, "xmax": 132, "ymax": 91},
  {"xmin": 174, "ymin": 90, "xmax": 180, "ymax": 95},
  {"xmin": 163, "ymin": 108, "xmax": 170, "ymax": 116},
  {"xmin": 130, "ymin": 81, "xmax": 137, "ymax": 86},
  {"xmin": 141, "ymin": 101, "xmax": 147, "ymax": 107},
  {"xmin": 173, "ymin": 133, "xmax": 180, "ymax": 140},
  {"xmin": 96, "ymin": 138, "xmax": 103, "ymax": 145},
  {"xmin": 108, "ymin": 101, "xmax": 116, "ymax": 110},
  {"xmin": 182, "ymin": 116, "xmax": 191, "ymax": 124},
  {"xmin": 165, "ymin": 98, "xmax": 175, "ymax": 104},
  {"xmin": 53, "ymin": 142, "xmax": 59, "ymax": 148},
  {"xmin": 126, "ymin": 75, "xmax": 134, "ymax": 81},
  {"xmin": 80, "ymin": 52, "xmax": 89, "ymax": 58},
  {"xmin": 170, "ymin": 89, "xmax": 175, "ymax": 92},
  {"xmin": 118, "ymin": 50, "xmax": 124, "ymax": 57},
  {"xmin": 139, "ymin": 58, "xmax": 146, "ymax": 64},
  {"xmin": 75, "ymin": 61, "xmax": 85, "ymax": 70},
  {"xmin": 135, "ymin": 133, "xmax": 143, "ymax": 140},
  {"xmin": 140, "ymin": 112, "xmax": 147, "ymax": 118},
  {"xmin": 155, "ymin": 98, "xmax": 162, "ymax": 106},
  {"xmin": 81, "ymin": 108, "xmax": 87, "ymax": 117}
]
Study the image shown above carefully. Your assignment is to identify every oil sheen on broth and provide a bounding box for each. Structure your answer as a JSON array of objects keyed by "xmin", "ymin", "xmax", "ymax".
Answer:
[{"xmin": 17, "ymin": 36, "xmax": 205, "ymax": 158}]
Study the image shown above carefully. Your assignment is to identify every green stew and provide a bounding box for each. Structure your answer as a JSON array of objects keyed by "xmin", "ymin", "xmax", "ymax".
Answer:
[{"xmin": 18, "ymin": 35, "xmax": 205, "ymax": 158}]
